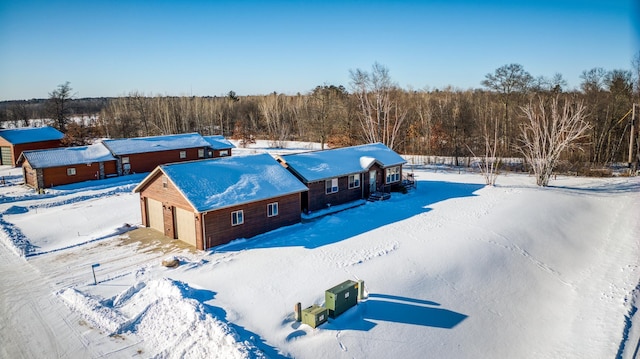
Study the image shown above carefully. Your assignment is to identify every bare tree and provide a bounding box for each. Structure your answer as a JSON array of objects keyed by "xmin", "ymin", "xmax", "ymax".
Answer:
[
  {"xmin": 482, "ymin": 64, "xmax": 533, "ymax": 153},
  {"xmin": 304, "ymin": 85, "xmax": 347, "ymax": 149},
  {"xmin": 7, "ymin": 103, "xmax": 30, "ymax": 127},
  {"xmin": 350, "ymin": 62, "xmax": 407, "ymax": 150},
  {"xmin": 633, "ymin": 51, "xmax": 640, "ymax": 100},
  {"xmin": 473, "ymin": 116, "xmax": 501, "ymax": 186},
  {"xmin": 518, "ymin": 95, "xmax": 590, "ymax": 186},
  {"xmin": 259, "ymin": 92, "xmax": 292, "ymax": 147},
  {"xmin": 47, "ymin": 81, "xmax": 74, "ymax": 132}
]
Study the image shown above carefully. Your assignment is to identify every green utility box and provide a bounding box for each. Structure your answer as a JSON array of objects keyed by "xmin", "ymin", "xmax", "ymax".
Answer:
[
  {"xmin": 325, "ymin": 280, "xmax": 358, "ymax": 318},
  {"xmin": 301, "ymin": 305, "xmax": 328, "ymax": 328}
]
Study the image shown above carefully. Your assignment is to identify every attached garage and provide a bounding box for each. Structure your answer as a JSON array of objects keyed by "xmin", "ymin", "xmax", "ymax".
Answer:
[
  {"xmin": 133, "ymin": 154, "xmax": 308, "ymax": 250},
  {"xmin": 146, "ymin": 198, "xmax": 164, "ymax": 233},
  {"xmin": 174, "ymin": 207, "xmax": 197, "ymax": 247}
]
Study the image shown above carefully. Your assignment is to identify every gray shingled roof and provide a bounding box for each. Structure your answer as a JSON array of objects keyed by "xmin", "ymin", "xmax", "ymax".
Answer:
[
  {"xmin": 20, "ymin": 143, "xmax": 115, "ymax": 168},
  {"xmin": 102, "ymin": 133, "xmax": 211, "ymax": 155}
]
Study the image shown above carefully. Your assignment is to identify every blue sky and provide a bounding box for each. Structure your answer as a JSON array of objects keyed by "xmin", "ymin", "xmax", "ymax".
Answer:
[{"xmin": 0, "ymin": 0, "xmax": 638, "ymax": 101}]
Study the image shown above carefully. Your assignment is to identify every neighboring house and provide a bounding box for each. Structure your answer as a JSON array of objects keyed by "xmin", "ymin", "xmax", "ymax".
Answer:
[
  {"xmin": 133, "ymin": 153, "xmax": 308, "ymax": 250},
  {"xmin": 18, "ymin": 143, "xmax": 117, "ymax": 190},
  {"xmin": 203, "ymin": 135, "xmax": 235, "ymax": 158},
  {"xmin": 101, "ymin": 133, "xmax": 213, "ymax": 175},
  {"xmin": 0, "ymin": 126, "xmax": 64, "ymax": 166},
  {"xmin": 276, "ymin": 143, "xmax": 407, "ymax": 213}
]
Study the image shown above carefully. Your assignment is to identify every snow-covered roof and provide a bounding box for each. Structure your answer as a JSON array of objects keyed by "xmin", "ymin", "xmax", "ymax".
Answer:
[
  {"xmin": 203, "ymin": 135, "xmax": 235, "ymax": 150},
  {"xmin": 278, "ymin": 143, "xmax": 406, "ymax": 182},
  {"xmin": 102, "ymin": 133, "xmax": 211, "ymax": 156},
  {"xmin": 0, "ymin": 126, "xmax": 64, "ymax": 145},
  {"xmin": 19, "ymin": 143, "xmax": 116, "ymax": 168},
  {"xmin": 134, "ymin": 154, "xmax": 308, "ymax": 213}
]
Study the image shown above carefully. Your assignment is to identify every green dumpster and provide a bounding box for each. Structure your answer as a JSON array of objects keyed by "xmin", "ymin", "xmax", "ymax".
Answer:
[
  {"xmin": 325, "ymin": 280, "xmax": 358, "ymax": 318},
  {"xmin": 301, "ymin": 305, "xmax": 328, "ymax": 328}
]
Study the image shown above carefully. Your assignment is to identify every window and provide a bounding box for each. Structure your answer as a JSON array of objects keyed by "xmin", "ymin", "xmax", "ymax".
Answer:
[
  {"xmin": 219, "ymin": 150, "xmax": 229, "ymax": 157},
  {"xmin": 179, "ymin": 151, "xmax": 187, "ymax": 159},
  {"xmin": 231, "ymin": 210, "xmax": 244, "ymax": 226},
  {"xmin": 162, "ymin": 176, "xmax": 168, "ymax": 188},
  {"xmin": 348, "ymin": 174, "xmax": 360, "ymax": 189},
  {"xmin": 386, "ymin": 166, "xmax": 400, "ymax": 183},
  {"xmin": 198, "ymin": 149, "xmax": 205, "ymax": 158},
  {"xmin": 267, "ymin": 202, "xmax": 279, "ymax": 217},
  {"xmin": 325, "ymin": 178, "xmax": 338, "ymax": 194},
  {"xmin": 121, "ymin": 157, "xmax": 130, "ymax": 164},
  {"xmin": 67, "ymin": 168, "xmax": 76, "ymax": 176}
]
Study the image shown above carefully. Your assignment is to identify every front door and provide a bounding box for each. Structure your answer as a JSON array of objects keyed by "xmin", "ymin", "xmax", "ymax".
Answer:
[{"xmin": 369, "ymin": 170, "xmax": 377, "ymax": 193}]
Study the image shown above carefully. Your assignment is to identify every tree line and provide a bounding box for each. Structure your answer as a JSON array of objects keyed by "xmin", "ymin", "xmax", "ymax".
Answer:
[{"xmin": 2, "ymin": 59, "xmax": 639, "ymax": 171}]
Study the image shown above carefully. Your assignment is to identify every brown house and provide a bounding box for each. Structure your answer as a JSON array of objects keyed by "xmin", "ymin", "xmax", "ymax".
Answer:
[
  {"xmin": 101, "ymin": 133, "xmax": 223, "ymax": 175},
  {"xmin": 276, "ymin": 143, "xmax": 407, "ymax": 213},
  {"xmin": 18, "ymin": 144, "xmax": 117, "ymax": 190},
  {"xmin": 133, "ymin": 153, "xmax": 308, "ymax": 250},
  {"xmin": 0, "ymin": 126, "xmax": 64, "ymax": 166}
]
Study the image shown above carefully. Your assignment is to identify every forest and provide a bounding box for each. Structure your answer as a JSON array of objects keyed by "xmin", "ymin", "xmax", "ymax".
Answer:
[{"xmin": 1, "ymin": 61, "xmax": 639, "ymax": 174}]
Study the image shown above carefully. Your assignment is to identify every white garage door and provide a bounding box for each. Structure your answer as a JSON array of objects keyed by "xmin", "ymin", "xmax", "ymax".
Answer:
[
  {"xmin": 147, "ymin": 198, "xmax": 164, "ymax": 233},
  {"xmin": 175, "ymin": 207, "xmax": 197, "ymax": 247},
  {"xmin": 1, "ymin": 147, "xmax": 12, "ymax": 166}
]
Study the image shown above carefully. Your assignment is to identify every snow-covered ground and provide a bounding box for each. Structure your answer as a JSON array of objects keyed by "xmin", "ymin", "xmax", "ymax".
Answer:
[{"xmin": 1, "ymin": 142, "xmax": 639, "ymax": 358}]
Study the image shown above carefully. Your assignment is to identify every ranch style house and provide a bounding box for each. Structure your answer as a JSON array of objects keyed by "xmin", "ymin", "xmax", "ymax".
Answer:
[{"xmin": 275, "ymin": 143, "xmax": 407, "ymax": 213}]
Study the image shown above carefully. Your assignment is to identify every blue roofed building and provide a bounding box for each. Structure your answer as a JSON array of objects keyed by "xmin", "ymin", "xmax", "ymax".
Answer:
[{"xmin": 0, "ymin": 126, "xmax": 64, "ymax": 166}]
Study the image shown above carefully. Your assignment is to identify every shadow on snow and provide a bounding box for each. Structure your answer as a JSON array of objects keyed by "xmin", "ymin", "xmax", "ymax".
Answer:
[
  {"xmin": 216, "ymin": 180, "xmax": 485, "ymax": 251},
  {"xmin": 193, "ymin": 291, "xmax": 289, "ymax": 358},
  {"xmin": 288, "ymin": 293, "xmax": 467, "ymax": 337}
]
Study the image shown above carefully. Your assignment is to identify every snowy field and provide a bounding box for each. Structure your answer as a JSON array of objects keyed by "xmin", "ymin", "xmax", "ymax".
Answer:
[{"xmin": 1, "ymin": 142, "xmax": 639, "ymax": 358}]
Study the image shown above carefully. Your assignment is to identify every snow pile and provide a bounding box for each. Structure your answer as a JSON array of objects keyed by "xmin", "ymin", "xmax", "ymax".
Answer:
[
  {"xmin": 58, "ymin": 287, "xmax": 125, "ymax": 332},
  {"xmin": 58, "ymin": 279, "xmax": 263, "ymax": 359}
]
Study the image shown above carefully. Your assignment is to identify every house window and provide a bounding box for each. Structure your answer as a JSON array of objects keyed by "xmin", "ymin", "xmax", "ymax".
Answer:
[
  {"xmin": 348, "ymin": 174, "xmax": 360, "ymax": 189},
  {"xmin": 162, "ymin": 176, "xmax": 168, "ymax": 189},
  {"xmin": 325, "ymin": 178, "xmax": 338, "ymax": 194},
  {"xmin": 267, "ymin": 202, "xmax": 279, "ymax": 217},
  {"xmin": 179, "ymin": 151, "xmax": 187, "ymax": 159},
  {"xmin": 386, "ymin": 166, "xmax": 400, "ymax": 183},
  {"xmin": 231, "ymin": 210, "xmax": 244, "ymax": 226},
  {"xmin": 121, "ymin": 157, "xmax": 130, "ymax": 164},
  {"xmin": 67, "ymin": 168, "xmax": 76, "ymax": 176},
  {"xmin": 219, "ymin": 150, "xmax": 229, "ymax": 157},
  {"xmin": 198, "ymin": 149, "xmax": 205, "ymax": 158}
]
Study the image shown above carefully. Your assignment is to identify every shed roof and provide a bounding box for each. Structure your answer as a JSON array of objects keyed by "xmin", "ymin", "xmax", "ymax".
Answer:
[
  {"xmin": 134, "ymin": 154, "xmax": 308, "ymax": 213},
  {"xmin": 203, "ymin": 135, "xmax": 235, "ymax": 150},
  {"xmin": 0, "ymin": 126, "xmax": 64, "ymax": 145},
  {"xmin": 101, "ymin": 133, "xmax": 210, "ymax": 156},
  {"xmin": 278, "ymin": 143, "xmax": 406, "ymax": 182},
  {"xmin": 19, "ymin": 143, "xmax": 116, "ymax": 168}
]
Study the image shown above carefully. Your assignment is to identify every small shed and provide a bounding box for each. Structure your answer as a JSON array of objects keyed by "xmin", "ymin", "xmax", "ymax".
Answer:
[
  {"xmin": 276, "ymin": 143, "xmax": 406, "ymax": 213},
  {"xmin": 0, "ymin": 126, "xmax": 64, "ymax": 166},
  {"xmin": 18, "ymin": 143, "xmax": 117, "ymax": 190},
  {"xmin": 133, "ymin": 153, "xmax": 308, "ymax": 250},
  {"xmin": 203, "ymin": 135, "xmax": 235, "ymax": 158},
  {"xmin": 101, "ymin": 133, "xmax": 212, "ymax": 175}
]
